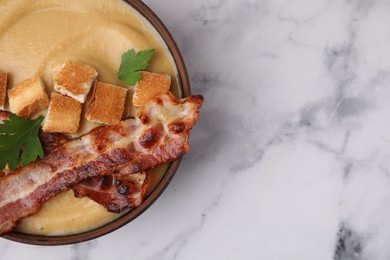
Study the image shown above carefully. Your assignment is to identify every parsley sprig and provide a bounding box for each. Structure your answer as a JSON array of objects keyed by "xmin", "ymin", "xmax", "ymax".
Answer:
[
  {"xmin": 118, "ymin": 49, "xmax": 155, "ymax": 86},
  {"xmin": 0, "ymin": 114, "xmax": 44, "ymax": 171}
]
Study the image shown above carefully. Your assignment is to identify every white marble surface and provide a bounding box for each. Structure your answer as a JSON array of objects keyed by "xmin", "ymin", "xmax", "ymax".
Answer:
[{"xmin": 2, "ymin": 0, "xmax": 390, "ymax": 259}]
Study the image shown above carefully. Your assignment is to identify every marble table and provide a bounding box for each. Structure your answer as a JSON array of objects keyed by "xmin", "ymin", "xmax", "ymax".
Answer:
[{"xmin": 2, "ymin": 0, "xmax": 390, "ymax": 259}]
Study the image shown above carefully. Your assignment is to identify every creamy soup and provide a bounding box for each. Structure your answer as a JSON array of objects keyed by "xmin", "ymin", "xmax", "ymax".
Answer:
[{"xmin": 0, "ymin": 0, "xmax": 179, "ymax": 235}]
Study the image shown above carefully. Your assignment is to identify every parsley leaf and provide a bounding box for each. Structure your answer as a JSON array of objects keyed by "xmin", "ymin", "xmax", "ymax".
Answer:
[
  {"xmin": 118, "ymin": 48, "xmax": 155, "ymax": 86},
  {"xmin": 0, "ymin": 114, "xmax": 44, "ymax": 171}
]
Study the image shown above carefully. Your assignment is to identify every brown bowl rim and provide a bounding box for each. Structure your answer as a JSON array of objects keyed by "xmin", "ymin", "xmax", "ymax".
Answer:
[{"xmin": 3, "ymin": 0, "xmax": 191, "ymax": 246}]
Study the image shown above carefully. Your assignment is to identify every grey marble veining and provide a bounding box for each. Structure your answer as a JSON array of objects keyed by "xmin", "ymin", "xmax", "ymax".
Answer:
[{"xmin": 2, "ymin": 0, "xmax": 390, "ymax": 259}]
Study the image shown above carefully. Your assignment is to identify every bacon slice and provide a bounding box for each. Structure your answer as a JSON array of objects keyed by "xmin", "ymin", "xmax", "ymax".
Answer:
[
  {"xmin": 73, "ymin": 171, "xmax": 148, "ymax": 213},
  {"xmin": 0, "ymin": 93, "xmax": 203, "ymax": 235},
  {"xmin": 1, "ymin": 114, "xmax": 149, "ymax": 212}
]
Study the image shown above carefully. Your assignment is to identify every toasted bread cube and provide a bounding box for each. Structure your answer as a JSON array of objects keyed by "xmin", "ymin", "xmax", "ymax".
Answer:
[
  {"xmin": 42, "ymin": 93, "xmax": 82, "ymax": 134},
  {"xmin": 0, "ymin": 71, "xmax": 7, "ymax": 110},
  {"xmin": 86, "ymin": 81, "xmax": 127, "ymax": 125},
  {"xmin": 54, "ymin": 60, "xmax": 98, "ymax": 103},
  {"xmin": 132, "ymin": 71, "xmax": 171, "ymax": 107},
  {"xmin": 8, "ymin": 75, "xmax": 49, "ymax": 118}
]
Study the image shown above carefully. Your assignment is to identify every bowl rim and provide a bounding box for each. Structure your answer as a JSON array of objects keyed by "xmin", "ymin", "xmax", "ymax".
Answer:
[{"xmin": 3, "ymin": 0, "xmax": 191, "ymax": 246}]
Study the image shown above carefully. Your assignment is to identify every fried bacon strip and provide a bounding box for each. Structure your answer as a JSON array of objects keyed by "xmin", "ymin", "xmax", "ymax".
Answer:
[
  {"xmin": 0, "ymin": 93, "xmax": 203, "ymax": 235},
  {"xmin": 73, "ymin": 171, "xmax": 148, "ymax": 213},
  {"xmin": 0, "ymin": 113, "xmax": 149, "ymax": 212}
]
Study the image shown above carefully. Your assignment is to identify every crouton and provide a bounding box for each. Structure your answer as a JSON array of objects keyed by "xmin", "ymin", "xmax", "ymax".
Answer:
[
  {"xmin": 132, "ymin": 71, "xmax": 171, "ymax": 107},
  {"xmin": 43, "ymin": 93, "xmax": 82, "ymax": 134},
  {"xmin": 0, "ymin": 72, "xmax": 7, "ymax": 110},
  {"xmin": 86, "ymin": 81, "xmax": 127, "ymax": 125},
  {"xmin": 54, "ymin": 60, "xmax": 98, "ymax": 103},
  {"xmin": 8, "ymin": 75, "xmax": 49, "ymax": 118}
]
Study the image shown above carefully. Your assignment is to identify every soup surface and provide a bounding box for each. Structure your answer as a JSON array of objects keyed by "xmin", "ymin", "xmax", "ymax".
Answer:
[{"xmin": 0, "ymin": 0, "xmax": 178, "ymax": 235}]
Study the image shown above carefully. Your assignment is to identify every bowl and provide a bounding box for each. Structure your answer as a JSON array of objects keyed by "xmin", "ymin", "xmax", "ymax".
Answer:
[{"xmin": 3, "ymin": 0, "xmax": 191, "ymax": 245}]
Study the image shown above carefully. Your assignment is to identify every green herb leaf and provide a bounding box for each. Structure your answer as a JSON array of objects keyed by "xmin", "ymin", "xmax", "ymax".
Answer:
[
  {"xmin": 0, "ymin": 114, "xmax": 44, "ymax": 171},
  {"xmin": 118, "ymin": 48, "xmax": 155, "ymax": 86}
]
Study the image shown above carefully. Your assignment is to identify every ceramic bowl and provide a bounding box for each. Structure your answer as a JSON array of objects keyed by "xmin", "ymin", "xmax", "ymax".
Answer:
[{"xmin": 3, "ymin": 0, "xmax": 190, "ymax": 245}]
